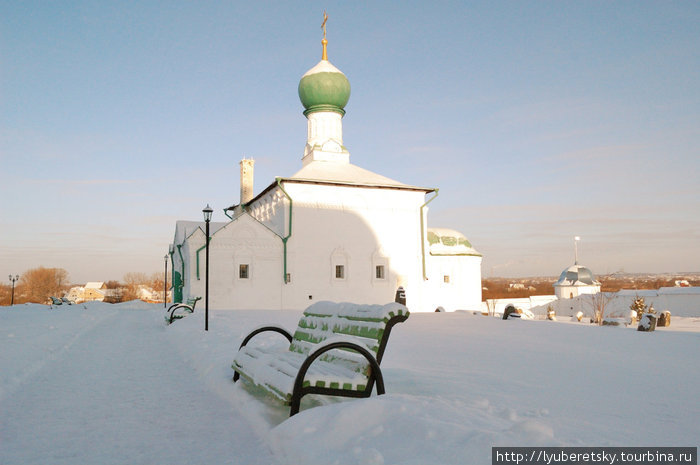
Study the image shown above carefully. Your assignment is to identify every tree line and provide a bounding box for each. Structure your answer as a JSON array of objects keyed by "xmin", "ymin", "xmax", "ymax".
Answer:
[{"xmin": 0, "ymin": 267, "xmax": 168, "ymax": 306}]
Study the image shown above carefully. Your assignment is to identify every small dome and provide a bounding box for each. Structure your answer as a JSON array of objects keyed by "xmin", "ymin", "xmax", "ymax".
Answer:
[
  {"xmin": 427, "ymin": 228, "xmax": 481, "ymax": 257},
  {"xmin": 298, "ymin": 60, "xmax": 350, "ymax": 116},
  {"xmin": 555, "ymin": 265, "xmax": 599, "ymax": 286}
]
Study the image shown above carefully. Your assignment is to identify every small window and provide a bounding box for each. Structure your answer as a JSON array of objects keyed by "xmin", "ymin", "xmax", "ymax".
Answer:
[
  {"xmin": 335, "ymin": 265, "xmax": 345, "ymax": 279},
  {"xmin": 443, "ymin": 275, "xmax": 450, "ymax": 284},
  {"xmin": 239, "ymin": 264, "xmax": 249, "ymax": 279},
  {"xmin": 375, "ymin": 265, "xmax": 385, "ymax": 280}
]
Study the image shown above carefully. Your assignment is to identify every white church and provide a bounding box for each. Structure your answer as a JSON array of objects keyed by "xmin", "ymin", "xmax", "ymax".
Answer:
[{"xmin": 170, "ymin": 27, "xmax": 482, "ymax": 312}]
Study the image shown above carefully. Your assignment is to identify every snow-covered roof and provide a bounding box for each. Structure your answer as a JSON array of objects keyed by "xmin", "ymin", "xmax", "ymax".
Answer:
[
  {"xmin": 173, "ymin": 220, "xmax": 228, "ymax": 246},
  {"xmin": 228, "ymin": 161, "xmax": 435, "ymax": 211},
  {"xmin": 289, "ymin": 161, "xmax": 422, "ymax": 189},
  {"xmin": 301, "ymin": 59, "xmax": 345, "ymax": 78},
  {"xmin": 554, "ymin": 264, "xmax": 600, "ymax": 287},
  {"xmin": 85, "ymin": 282, "xmax": 105, "ymax": 289},
  {"xmin": 428, "ymin": 228, "xmax": 481, "ymax": 257}
]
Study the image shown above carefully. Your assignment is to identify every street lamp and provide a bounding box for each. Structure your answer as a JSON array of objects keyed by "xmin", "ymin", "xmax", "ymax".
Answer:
[
  {"xmin": 164, "ymin": 254, "xmax": 168, "ymax": 308},
  {"xmin": 9, "ymin": 274, "xmax": 19, "ymax": 306},
  {"xmin": 203, "ymin": 204, "xmax": 213, "ymax": 331}
]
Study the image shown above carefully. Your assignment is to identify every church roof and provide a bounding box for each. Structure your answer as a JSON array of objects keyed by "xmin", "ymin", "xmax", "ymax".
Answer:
[
  {"xmin": 428, "ymin": 228, "xmax": 482, "ymax": 257},
  {"xmin": 225, "ymin": 20, "xmax": 433, "ymax": 214},
  {"xmin": 298, "ymin": 59, "xmax": 350, "ymax": 116},
  {"xmin": 554, "ymin": 264, "xmax": 601, "ymax": 287},
  {"xmin": 173, "ymin": 220, "xmax": 228, "ymax": 245},
  {"xmin": 297, "ymin": 13, "xmax": 350, "ymax": 117},
  {"xmin": 228, "ymin": 162, "xmax": 435, "ymax": 212},
  {"xmin": 288, "ymin": 160, "xmax": 431, "ymax": 190}
]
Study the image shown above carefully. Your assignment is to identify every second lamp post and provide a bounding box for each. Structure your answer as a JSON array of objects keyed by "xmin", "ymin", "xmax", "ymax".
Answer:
[
  {"xmin": 9, "ymin": 274, "xmax": 19, "ymax": 306},
  {"xmin": 203, "ymin": 204, "xmax": 213, "ymax": 331}
]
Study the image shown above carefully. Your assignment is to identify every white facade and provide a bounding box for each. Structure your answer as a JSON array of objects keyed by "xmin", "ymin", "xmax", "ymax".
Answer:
[
  {"xmin": 424, "ymin": 228, "xmax": 483, "ymax": 311},
  {"xmin": 172, "ymin": 173, "xmax": 483, "ymax": 312}
]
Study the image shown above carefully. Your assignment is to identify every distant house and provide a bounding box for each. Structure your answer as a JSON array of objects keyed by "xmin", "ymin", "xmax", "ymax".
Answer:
[
  {"xmin": 64, "ymin": 287, "xmax": 84, "ymax": 303},
  {"xmin": 83, "ymin": 282, "xmax": 106, "ymax": 302},
  {"xmin": 64, "ymin": 282, "xmax": 106, "ymax": 303},
  {"xmin": 136, "ymin": 285, "xmax": 162, "ymax": 303}
]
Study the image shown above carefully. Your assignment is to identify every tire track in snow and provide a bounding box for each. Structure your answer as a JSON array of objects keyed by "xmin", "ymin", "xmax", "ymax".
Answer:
[
  {"xmin": 0, "ymin": 306, "xmax": 117, "ymax": 403},
  {"xmin": 0, "ymin": 307, "xmax": 274, "ymax": 465}
]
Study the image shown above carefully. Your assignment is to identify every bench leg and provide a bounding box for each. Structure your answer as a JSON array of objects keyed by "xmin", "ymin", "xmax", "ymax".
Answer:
[{"xmin": 290, "ymin": 396, "xmax": 302, "ymax": 417}]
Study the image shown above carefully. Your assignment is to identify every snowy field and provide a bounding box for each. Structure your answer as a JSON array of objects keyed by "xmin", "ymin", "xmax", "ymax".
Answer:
[{"xmin": 1, "ymin": 302, "xmax": 698, "ymax": 465}]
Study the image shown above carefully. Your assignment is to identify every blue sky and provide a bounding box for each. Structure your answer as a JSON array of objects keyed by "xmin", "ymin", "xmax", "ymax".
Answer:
[{"xmin": 1, "ymin": 1, "xmax": 698, "ymax": 283}]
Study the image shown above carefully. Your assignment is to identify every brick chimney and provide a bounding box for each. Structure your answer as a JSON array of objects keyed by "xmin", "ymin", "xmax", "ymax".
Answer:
[{"xmin": 240, "ymin": 158, "xmax": 254, "ymax": 204}]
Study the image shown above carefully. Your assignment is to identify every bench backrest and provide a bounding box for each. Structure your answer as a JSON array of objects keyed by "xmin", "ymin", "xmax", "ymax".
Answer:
[{"xmin": 289, "ymin": 301, "xmax": 409, "ymax": 371}]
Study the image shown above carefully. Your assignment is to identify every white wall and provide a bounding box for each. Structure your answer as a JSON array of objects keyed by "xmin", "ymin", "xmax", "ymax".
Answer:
[
  {"xmin": 278, "ymin": 183, "xmax": 425, "ymax": 310},
  {"xmin": 424, "ymin": 254, "xmax": 483, "ymax": 311},
  {"xmin": 183, "ymin": 216, "xmax": 284, "ymax": 310},
  {"xmin": 530, "ymin": 287, "xmax": 700, "ymax": 319},
  {"xmin": 554, "ymin": 284, "xmax": 600, "ymax": 299},
  {"xmin": 177, "ymin": 181, "xmax": 483, "ymax": 312}
]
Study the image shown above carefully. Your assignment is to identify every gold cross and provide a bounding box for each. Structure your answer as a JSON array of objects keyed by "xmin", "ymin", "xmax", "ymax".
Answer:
[{"xmin": 321, "ymin": 11, "xmax": 328, "ymax": 39}]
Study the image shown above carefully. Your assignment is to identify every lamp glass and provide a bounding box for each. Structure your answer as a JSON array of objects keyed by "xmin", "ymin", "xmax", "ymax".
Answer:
[{"xmin": 203, "ymin": 204, "xmax": 213, "ymax": 222}]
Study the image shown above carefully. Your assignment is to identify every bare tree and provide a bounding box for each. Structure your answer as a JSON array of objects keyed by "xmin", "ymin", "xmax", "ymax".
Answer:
[
  {"xmin": 19, "ymin": 267, "xmax": 70, "ymax": 304},
  {"xmin": 485, "ymin": 298, "xmax": 498, "ymax": 317},
  {"xmin": 148, "ymin": 272, "xmax": 168, "ymax": 292},
  {"xmin": 122, "ymin": 272, "xmax": 150, "ymax": 301},
  {"xmin": 122, "ymin": 272, "xmax": 163, "ymax": 301},
  {"xmin": 585, "ymin": 292, "xmax": 615, "ymax": 325},
  {"xmin": 0, "ymin": 283, "xmax": 11, "ymax": 306}
]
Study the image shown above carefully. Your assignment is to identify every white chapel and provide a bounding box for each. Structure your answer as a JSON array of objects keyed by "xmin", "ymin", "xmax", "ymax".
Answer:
[{"xmin": 170, "ymin": 25, "xmax": 482, "ymax": 312}]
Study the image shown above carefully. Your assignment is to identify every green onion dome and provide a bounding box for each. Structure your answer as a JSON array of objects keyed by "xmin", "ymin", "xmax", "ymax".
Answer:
[{"xmin": 298, "ymin": 59, "xmax": 351, "ymax": 117}]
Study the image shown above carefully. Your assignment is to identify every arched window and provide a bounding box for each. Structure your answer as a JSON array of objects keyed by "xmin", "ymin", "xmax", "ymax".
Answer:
[
  {"xmin": 372, "ymin": 249, "xmax": 389, "ymax": 285},
  {"xmin": 331, "ymin": 248, "xmax": 349, "ymax": 284}
]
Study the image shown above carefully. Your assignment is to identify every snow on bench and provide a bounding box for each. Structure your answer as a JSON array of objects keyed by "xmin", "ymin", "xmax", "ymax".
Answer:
[
  {"xmin": 232, "ymin": 301, "xmax": 410, "ymax": 416},
  {"xmin": 165, "ymin": 297, "xmax": 201, "ymax": 325}
]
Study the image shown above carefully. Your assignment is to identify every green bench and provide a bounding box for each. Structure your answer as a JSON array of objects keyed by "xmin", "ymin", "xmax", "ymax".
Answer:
[
  {"xmin": 232, "ymin": 301, "xmax": 409, "ymax": 416},
  {"xmin": 165, "ymin": 297, "xmax": 201, "ymax": 324}
]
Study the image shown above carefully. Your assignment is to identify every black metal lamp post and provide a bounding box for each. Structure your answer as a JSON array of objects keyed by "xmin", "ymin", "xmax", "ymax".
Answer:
[
  {"xmin": 203, "ymin": 204, "xmax": 213, "ymax": 331},
  {"xmin": 9, "ymin": 274, "xmax": 19, "ymax": 306},
  {"xmin": 163, "ymin": 254, "xmax": 168, "ymax": 308}
]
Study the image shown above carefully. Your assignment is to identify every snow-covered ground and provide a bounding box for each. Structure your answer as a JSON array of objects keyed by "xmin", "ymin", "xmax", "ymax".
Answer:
[{"xmin": 2, "ymin": 302, "xmax": 698, "ymax": 464}]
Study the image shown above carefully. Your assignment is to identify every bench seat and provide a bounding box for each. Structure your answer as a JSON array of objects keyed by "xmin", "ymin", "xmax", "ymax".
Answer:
[
  {"xmin": 232, "ymin": 301, "xmax": 409, "ymax": 416},
  {"xmin": 234, "ymin": 346, "xmax": 371, "ymax": 403}
]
